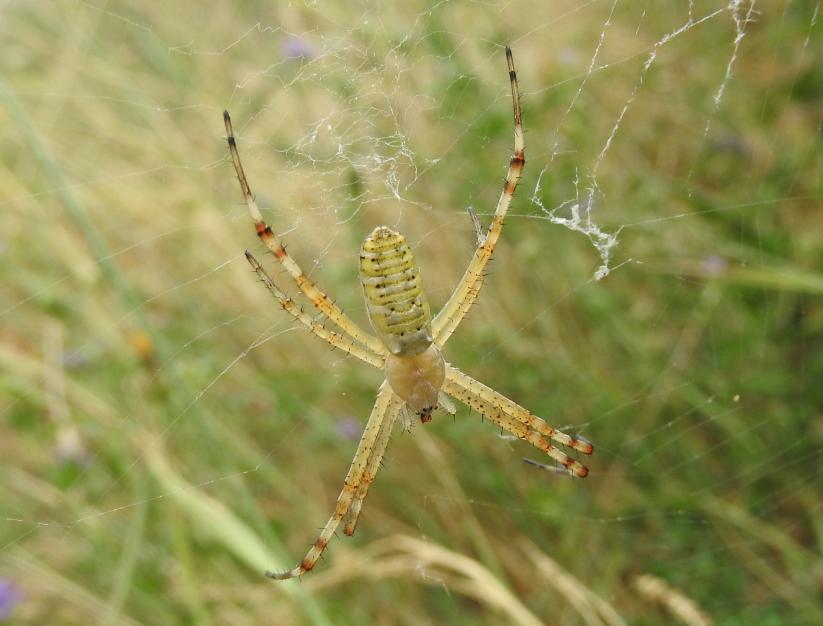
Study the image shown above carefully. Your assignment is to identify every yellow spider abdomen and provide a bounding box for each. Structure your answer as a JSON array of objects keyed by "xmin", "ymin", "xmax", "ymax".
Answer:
[{"xmin": 359, "ymin": 226, "xmax": 433, "ymax": 357}]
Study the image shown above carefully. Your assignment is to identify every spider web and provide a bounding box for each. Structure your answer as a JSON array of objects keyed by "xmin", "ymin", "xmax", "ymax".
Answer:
[{"xmin": 1, "ymin": 1, "xmax": 821, "ymax": 625}]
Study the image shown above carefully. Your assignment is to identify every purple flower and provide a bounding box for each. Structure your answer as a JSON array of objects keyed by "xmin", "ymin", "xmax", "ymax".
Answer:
[
  {"xmin": 281, "ymin": 36, "xmax": 316, "ymax": 60},
  {"xmin": 702, "ymin": 255, "xmax": 728, "ymax": 277},
  {"xmin": 0, "ymin": 579, "xmax": 21, "ymax": 621},
  {"xmin": 337, "ymin": 417, "xmax": 363, "ymax": 441},
  {"xmin": 63, "ymin": 349, "xmax": 90, "ymax": 369}
]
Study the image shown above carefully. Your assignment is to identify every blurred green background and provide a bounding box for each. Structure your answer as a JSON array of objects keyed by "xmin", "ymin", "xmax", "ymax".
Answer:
[{"xmin": 1, "ymin": 1, "xmax": 820, "ymax": 624}]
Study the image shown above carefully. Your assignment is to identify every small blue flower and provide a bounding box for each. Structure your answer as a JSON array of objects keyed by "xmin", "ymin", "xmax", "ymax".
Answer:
[
  {"xmin": 0, "ymin": 579, "xmax": 21, "ymax": 621},
  {"xmin": 337, "ymin": 416, "xmax": 363, "ymax": 441},
  {"xmin": 281, "ymin": 36, "xmax": 316, "ymax": 60},
  {"xmin": 701, "ymin": 254, "xmax": 728, "ymax": 276}
]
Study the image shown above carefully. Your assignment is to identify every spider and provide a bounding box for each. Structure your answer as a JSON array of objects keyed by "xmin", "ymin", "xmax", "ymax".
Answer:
[{"xmin": 223, "ymin": 47, "xmax": 593, "ymax": 580}]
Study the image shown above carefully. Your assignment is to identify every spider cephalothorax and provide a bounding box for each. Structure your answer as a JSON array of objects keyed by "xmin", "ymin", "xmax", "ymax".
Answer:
[{"xmin": 224, "ymin": 47, "xmax": 593, "ymax": 580}]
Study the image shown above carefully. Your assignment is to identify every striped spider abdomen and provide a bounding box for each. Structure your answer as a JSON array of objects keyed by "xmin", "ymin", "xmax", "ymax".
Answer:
[{"xmin": 359, "ymin": 226, "xmax": 433, "ymax": 356}]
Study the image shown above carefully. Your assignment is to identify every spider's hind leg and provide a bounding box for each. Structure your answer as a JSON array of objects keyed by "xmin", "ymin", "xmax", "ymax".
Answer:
[
  {"xmin": 342, "ymin": 394, "xmax": 403, "ymax": 536},
  {"xmin": 442, "ymin": 367, "xmax": 592, "ymax": 478},
  {"xmin": 265, "ymin": 384, "xmax": 396, "ymax": 579}
]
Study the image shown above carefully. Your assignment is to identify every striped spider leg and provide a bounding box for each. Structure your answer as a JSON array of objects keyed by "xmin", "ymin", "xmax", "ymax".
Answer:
[
  {"xmin": 273, "ymin": 383, "xmax": 398, "ymax": 580},
  {"xmin": 225, "ymin": 47, "xmax": 593, "ymax": 581},
  {"xmin": 431, "ymin": 47, "xmax": 525, "ymax": 346},
  {"xmin": 224, "ymin": 111, "xmax": 386, "ymax": 358},
  {"xmin": 341, "ymin": 391, "xmax": 404, "ymax": 536}
]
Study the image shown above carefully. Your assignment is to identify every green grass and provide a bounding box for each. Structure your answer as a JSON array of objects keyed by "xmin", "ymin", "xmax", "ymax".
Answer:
[{"xmin": 1, "ymin": 1, "xmax": 821, "ymax": 624}]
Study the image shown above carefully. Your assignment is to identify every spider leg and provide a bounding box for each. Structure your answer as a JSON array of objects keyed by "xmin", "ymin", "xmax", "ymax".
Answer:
[
  {"xmin": 443, "ymin": 367, "xmax": 591, "ymax": 478},
  {"xmin": 446, "ymin": 366, "xmax": 593, "ymax": 454},
  {"xmin": 246, "ymin": 251, "xmax": 384, "ymax": 370},
  {"xmin": 432, "ymin": 47, "xmax": 525, "ymax": 346},
  {"xmin": 342, "ymin": 388, "xmax": 456, "ymax": 535},
  {"xmin": 224, "ymin": 111, "xmax": 386, "ymax": 357},
  {"xmin": 342, "ymin": 392, "xmax": 404, "ymax": 536},
  {"xmin": 266, "ymin": 382, "xmax": 395, "ymax": 580}
]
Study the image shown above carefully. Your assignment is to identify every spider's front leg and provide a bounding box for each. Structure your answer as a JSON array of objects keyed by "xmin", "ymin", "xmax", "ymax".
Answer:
[
  {"xmin": 432, "ymin": 46, "xmax": 525, "ymax": 345},
  {"xmin": 224, "ymin": 110, "xmax": 386, "ymax": 357}
]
